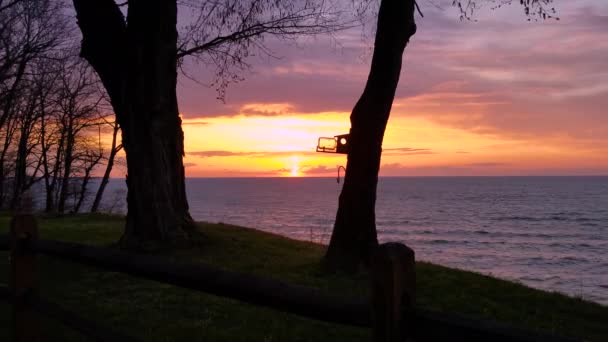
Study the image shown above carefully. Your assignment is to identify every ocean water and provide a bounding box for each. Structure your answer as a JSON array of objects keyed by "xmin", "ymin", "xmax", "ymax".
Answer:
[{"xmin": 95, "ymin": 176, "xmax": 608, "ymax": 305}]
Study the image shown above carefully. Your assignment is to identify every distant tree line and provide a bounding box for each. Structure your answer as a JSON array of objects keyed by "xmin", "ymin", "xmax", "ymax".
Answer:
[{"xmin": 0, "ymin": 0, "xmax": 121, "ymax": 213}]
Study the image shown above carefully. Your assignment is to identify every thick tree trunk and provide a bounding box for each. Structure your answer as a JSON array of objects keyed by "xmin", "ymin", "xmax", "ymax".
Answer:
[
  {"xmin": 74, "ymin": 0, "xmax": 195, "ymax": 247},
  {"xmin": 119, "ymin": 0, "xmax": 194, "ymax": 247},
  {"xmin": 323, "ymin": 0, "xmax": 417, "ymax": 273},
  {"xmin": 120, "ymin": 112, "xmax": 193, "ymax": 246}
]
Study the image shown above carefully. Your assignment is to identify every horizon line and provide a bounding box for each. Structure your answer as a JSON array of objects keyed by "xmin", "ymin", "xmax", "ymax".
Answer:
[{"xmin": 100, "ymin": 174, "xmax": 608, "ymax": 179}]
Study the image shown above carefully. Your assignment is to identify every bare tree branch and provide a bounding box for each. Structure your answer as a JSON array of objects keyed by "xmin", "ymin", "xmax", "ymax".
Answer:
[
  {"xmin": 454, "ymin": 0, "xmax": 559, "ymax": 21},
  {"xmin": 176, "ymin": 0, "xmax": 354, "ymax": 99}
]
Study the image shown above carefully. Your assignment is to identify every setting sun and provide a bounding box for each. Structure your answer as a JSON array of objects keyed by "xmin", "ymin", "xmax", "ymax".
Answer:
[{"xmin": 289, "ymin": 156, "xmax": 301, "ymax": 177}]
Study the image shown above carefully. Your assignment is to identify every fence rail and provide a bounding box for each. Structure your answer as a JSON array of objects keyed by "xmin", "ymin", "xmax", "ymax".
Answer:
[{"xmin": 0, "ymin": 215, "xmax": 579, "ymax": 341}]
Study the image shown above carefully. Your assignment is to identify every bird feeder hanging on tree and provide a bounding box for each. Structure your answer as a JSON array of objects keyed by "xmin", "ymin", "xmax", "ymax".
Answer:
[{"xmin": 316, "ymin": 134, "xmax": 349, "ymax": 154}]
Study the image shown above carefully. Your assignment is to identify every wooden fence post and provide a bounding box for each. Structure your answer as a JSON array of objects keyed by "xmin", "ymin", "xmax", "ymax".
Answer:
[
  {"xmin": 371, "ymin": 242, "xmax": 416, "ymax": 342},
  {"xmin": 10, "ymin": 214, "xmax": 40, "ymax": 342}
]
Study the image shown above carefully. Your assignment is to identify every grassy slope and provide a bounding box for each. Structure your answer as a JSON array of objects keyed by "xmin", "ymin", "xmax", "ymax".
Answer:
[{"xmin": 0, "ymin": 214, "xmax": 606, "ymax": 341}]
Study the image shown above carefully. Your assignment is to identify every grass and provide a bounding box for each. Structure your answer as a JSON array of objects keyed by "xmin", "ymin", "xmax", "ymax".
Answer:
[{"xmin": 1, "ymin": 213, "xmax": 607, "ymax": 341}]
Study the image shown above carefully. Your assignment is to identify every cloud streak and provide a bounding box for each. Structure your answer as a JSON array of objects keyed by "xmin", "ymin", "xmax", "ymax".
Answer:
[
  {"xmin": 189, "ymin": 150, "xmax": 324, "ymax": 158},
  {"xmin": 189, "ymin": 147, "xmax": 432, "ymax": 158},
  {"xmin": 383, "ymin": 147, "xmax": 434, "ymax": 155}
]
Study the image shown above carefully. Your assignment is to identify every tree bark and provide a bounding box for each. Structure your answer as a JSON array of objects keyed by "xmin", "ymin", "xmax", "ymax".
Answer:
[
  {"xmin": 323, "ymin": 0, "xmax": 417, "ymax": 273},
  {"xmin": 73, "ymin": 0, "xmax": 195, "ymax": 247},
  {"xmin": 120, "ymin": 0, "xmax": 194, "ymax": 246}
]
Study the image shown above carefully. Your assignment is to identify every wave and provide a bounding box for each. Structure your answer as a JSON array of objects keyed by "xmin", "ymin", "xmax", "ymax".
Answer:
[
  {"xmin": 389, "ymin": 228, "xmax": 606, "ymax": 242},
  {"xmin": 492, "ymin": 215, "xmax": 604, "ymax": 223},
  {"xmin": 492, "ymin": 216, "xmax": 543, "ymax": 222}
]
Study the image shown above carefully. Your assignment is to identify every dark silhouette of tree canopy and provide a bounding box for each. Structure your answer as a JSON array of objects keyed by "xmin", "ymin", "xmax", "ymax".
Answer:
[
  {"xmin": 324, "ymin": 0, "xmax": 558, "ymax": 272},
  {"xmin": 71, "ymin": 0, "xmax": 350, "ymax": 248}
]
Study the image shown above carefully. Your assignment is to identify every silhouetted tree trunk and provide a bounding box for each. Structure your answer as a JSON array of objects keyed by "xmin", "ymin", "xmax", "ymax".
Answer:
[
  {"xmin": 44, "ymin": 128, "xmax": 64, "ymax": 212},
  {"xmin": 74, "ymin": 0, "xmax": 194, "ymax": 247},
  {"xmin": 91, "ymin": 121, "xmax": 121, "ymax": 213},
  {"xmin": 324, "ymin": 0, "xmax": 417, "ymax": 273},
  {"xmin": 74, "ymin": 149, "xmax": 103, "ymax": 213},
  {"xmin": 0, "ymin": 117, "xmax": 17, "ymax": 207},
  {"xmin": 10, "ymin": 121, "xmax": 30, "ymax": 210},
  {"xmin": 39, "ymin": 100, "xmax": 55, "ymax": 212},
  {"xmin": 9, "ymin": 105, "xmax": 36, "ymax": 210},
  {"xmin": 120, "ymin": 1, "xmax": 194, "ymax": 245},
  {"xmin": 57, "ymin": 119, "xmax": 74, "ymax": 213}
]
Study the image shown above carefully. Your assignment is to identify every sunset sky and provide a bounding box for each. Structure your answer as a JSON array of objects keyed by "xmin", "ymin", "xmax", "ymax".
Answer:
[{"xmin": 129, "ymin": 1, "xmax": 608, "ymax": 177}]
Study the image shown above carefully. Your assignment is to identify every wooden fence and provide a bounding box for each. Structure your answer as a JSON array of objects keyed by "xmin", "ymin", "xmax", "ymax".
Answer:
[{"xmin": 0, "ymin": 214, "xmax": 579, "ymax": 341}]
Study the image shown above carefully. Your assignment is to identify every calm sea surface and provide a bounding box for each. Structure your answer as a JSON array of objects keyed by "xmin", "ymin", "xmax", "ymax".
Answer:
[{"xmin": 98, "ymin": 176, "xmax": 608, "ymax": 305}]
